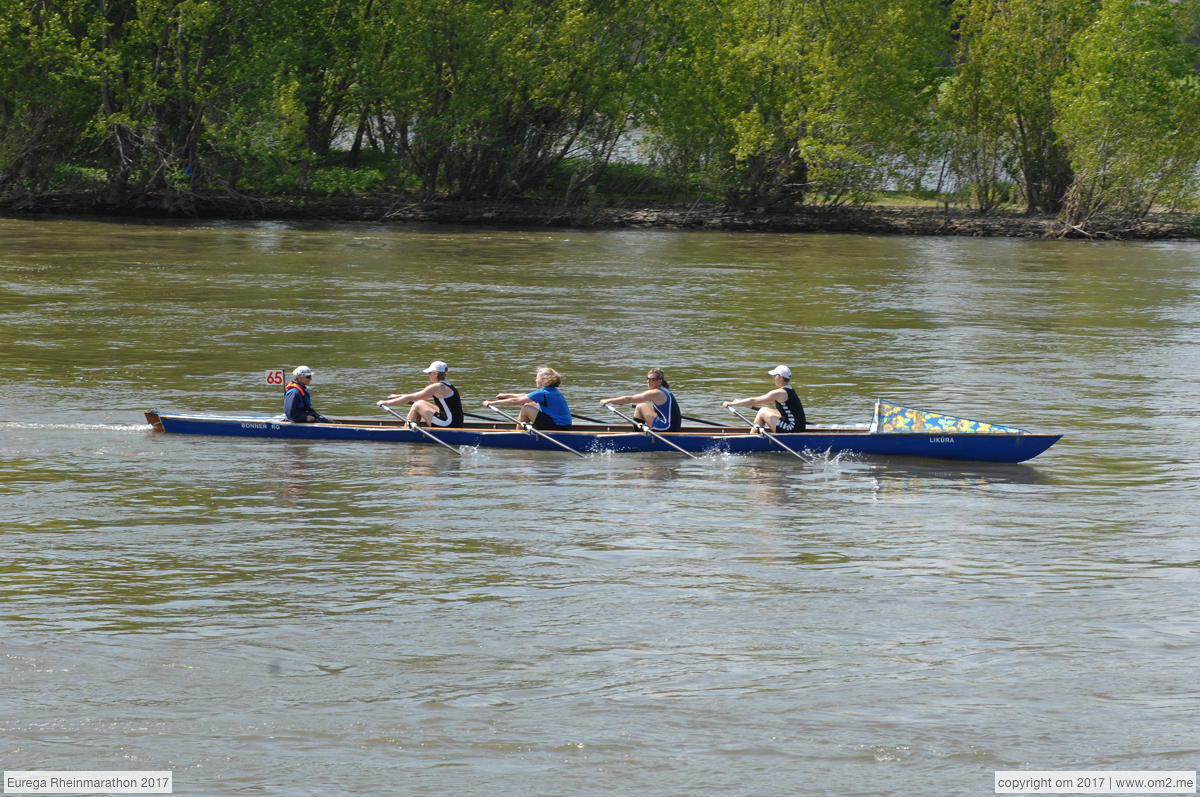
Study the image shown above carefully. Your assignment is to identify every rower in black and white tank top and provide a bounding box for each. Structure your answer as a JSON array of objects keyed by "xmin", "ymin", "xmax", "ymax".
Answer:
[
  {"xmin": 430, "ymin": 382, "xmax": 464, "ymax": 427},
  {"xmin": 774, "ymin": 385, "xmax": 806, "ymax": 432}
]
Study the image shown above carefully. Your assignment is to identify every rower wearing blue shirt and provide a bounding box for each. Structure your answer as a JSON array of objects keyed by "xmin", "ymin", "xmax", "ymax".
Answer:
[
  {"xmin": 283, "ymin": 365, "xmax": 328, "ymax": 423},
  {"xmin": 598, "ymin": 368, "xmax": 682, "ymax": 432},
  {"xmin": 483, "ymin": 367, "xmax": 573, "ymax": 430}
]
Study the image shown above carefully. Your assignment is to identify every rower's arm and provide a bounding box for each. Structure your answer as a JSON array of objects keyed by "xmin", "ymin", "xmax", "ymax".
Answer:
[
  {"xmin": 598, "ymin": 388, "xmax": 661, "ymax": 407},
  {"xmin": 484, "ymin": 393, "xmax": 532, "ymax": 408},
  {"xmin": 723, "ymin": 388, "xmax": 784, "ymax": 408},
  {"xmin": 378, "ymin": 383, "xmax": 435, "ymax": 406}
]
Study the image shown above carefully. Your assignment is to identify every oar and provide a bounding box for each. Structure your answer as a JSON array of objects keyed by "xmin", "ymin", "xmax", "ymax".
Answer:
[
  {"xmin": 485, "ymin": 406, "xmax": 587, "ymax": 458},
  {"xmin": 379, "ymin": 404, "xmax": 462, "ymax": 456},
  {"xmin": 605, "ymin": 404, "xmax": 699, "ymax": 459},
  {"xmin": 726, "ymin": 406, "xmax": 807, "ymax": 460},
  {"xmin": 681, "ymin": 413, "xmax": 728, "ymax": 428},
  {"xmin": 570, "ymin": 412, "xmax": 614, "ymax": 425}
]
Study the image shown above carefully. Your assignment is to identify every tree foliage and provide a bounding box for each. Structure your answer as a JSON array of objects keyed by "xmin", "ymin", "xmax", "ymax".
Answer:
[
  {"xmin": 939, "ymin": 0, "xmax": 1096, "ymax": 214},
  {"xmin": 645, "ymin": 0, "xmax": 948, "ymax": 209},
  {"xmin": 1054, "ymin": 0, "xmax": 1200, "ymax": 228},
  {"xmin": 373, "ymin": 0, "xmax": 653, "ymax": 200},
  {"xmin": 0, "ymin": 0, "xmax": 1198, "ymax": 226},
  {"xmin": 0, "ymin": 0, "xmax": 106, "ymax": 189}
]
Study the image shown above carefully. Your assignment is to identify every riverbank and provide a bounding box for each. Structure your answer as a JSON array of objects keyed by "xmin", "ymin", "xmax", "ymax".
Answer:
[{"xmin": 3, "ymin": 189, "xmax": 1199, "ymax": 239}]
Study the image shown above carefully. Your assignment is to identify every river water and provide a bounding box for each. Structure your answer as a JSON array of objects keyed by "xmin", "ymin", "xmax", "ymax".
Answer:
[{"xmin": 1, "ymin": 217, "xmax": 1197, "ymax": 796}]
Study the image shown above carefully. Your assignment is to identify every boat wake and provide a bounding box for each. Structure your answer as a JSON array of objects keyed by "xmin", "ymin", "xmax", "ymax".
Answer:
[{"xmin": 0, "ymin": 422, "xmax": 154, "ymax": 432}]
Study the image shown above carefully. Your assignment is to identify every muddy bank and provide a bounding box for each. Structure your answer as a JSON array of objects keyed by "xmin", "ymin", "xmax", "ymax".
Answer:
[{"xmin": 3, "ymin": 190, "xmax": 1198, "ymax": 240}]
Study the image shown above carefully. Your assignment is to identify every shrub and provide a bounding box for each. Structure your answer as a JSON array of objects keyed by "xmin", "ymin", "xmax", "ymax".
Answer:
[
  {"xmin": 306, "ymin": 166, "xmax": 386, "ymax": 196},
  {"xmin": 49, "ymin": 164, "xmax": 106, "ymax": 191}
]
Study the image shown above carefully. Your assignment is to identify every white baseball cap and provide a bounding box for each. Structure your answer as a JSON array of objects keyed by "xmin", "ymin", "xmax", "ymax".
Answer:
[
  {"xmin": 768, "ymin": 365, "xmax": 792, "ymax": 379},
  {"xmin": 422, "ymin": 360, "xmax": 448, "ymax": 373},
  {"xmin": 292, "ymin": 365, "xmax": 314, "ymax": 378}
]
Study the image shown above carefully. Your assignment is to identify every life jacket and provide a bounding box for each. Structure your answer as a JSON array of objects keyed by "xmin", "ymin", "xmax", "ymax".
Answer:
[
  {"xmin": 284, "ymin": 380, "xmax": 313, "ymax": 421},
  {"xmin": 285, "ymin": 380, "xmax": 310, "ymax": 402}
]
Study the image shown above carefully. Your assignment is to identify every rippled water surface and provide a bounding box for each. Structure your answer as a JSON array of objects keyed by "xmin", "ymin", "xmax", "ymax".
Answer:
[{"xmin": 1, "ymin": 217, "xmax": 1197, "ymax": 795}]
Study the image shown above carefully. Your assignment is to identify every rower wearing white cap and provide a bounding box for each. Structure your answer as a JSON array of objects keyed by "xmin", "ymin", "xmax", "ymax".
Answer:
[
  {"xmin": 721, "ymin": 365, "xmax": 806, "ymax": 432},
  {"xmin": 284, "ymin": 365, "xmax": 328, "ymax": 423},
  {"xmin": 377, "ymin": 360, "xmax": 464, "ymax": 427}
]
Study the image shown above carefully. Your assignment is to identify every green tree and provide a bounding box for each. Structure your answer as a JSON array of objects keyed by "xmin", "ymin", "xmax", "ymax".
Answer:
[
  {"xmin": 0, "ymin": 0, "xmax": 105, "ymax": 190},
  {"xmin": 939, "ymin": 0, "xmax": 1095, "ymax": 215},
  {"xmin": 88, "ymin": 0, "xmax": 279, "ymax": 207},
  {"xmin": 636, "ymin": 0, "xmax": 732, "ymax": 199},
  {"xmin": 369, "ymin": 0, "xmax": 649, "ymax": 200},
  {"xmin": 1054, "ymin": 0, "xmax": 1200, "ymax": 230},
  {"xmin": 803, "ymin": 0, "xmax": 949, "ymax": 206},
  {"xmin": 645, "ymin": 0, "xmax": 947, "ymax": 209},
  {"xmin": 268, "ymin": 0, "xmax": 381, "ymax": 159}
]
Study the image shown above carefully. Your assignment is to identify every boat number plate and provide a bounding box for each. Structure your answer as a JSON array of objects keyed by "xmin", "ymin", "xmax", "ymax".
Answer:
[{"xmin": 265, "ymin": 369, "xmax": 285, "ymax": 386}]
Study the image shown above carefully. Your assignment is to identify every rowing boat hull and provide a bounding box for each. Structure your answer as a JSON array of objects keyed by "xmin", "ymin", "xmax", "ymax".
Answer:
[{"xmin": 144, "ymin": 411, "xmax": 1061, "ymax": 463}]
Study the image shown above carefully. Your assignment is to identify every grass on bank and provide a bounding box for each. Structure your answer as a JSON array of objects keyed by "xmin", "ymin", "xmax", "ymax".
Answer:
[{"xmin": 29, "ymin": 158, "xmax": 1200, "ymax": 220}]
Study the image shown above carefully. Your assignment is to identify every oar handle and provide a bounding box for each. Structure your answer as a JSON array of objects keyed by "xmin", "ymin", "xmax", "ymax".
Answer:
[
  {"xmin": 725, "ymin": 405, "xmax": 805, "ymax": 460},
  {"xmin": 380, "ymin": 403, "xmax": 412, "ymax": 424},
  {"xmin": 379, "ymin": 404, "xmax": 462, "ymax": 455},
  {"xmin": 570, "ymin": 412, "xmax": 612, "ymax": 425},
  {"xmin": 605, "ymin": 404, "xmax": 699, "ymax": 459},
  {"xmin": 680, "ymin": 413, "xmax": 727, "ymax": 428},
  {"xmin": 485, "ymin": 404, "xmax": 525, "ymax": 428},
  {"xmin": 604, "ymin": 403, "xmax": 646, "ymax": 432},
  {"xmin": 726, "ymin": 405, "xmax": 758, "ymax": 429},
  {"xmin": 485, "ymin": 405, "xmax": 587, "ymax": 458}
]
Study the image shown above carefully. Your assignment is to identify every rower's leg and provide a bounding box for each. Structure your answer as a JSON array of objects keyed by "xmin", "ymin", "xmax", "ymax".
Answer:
[
  {"xmin": 410, "ymin": 400, "xmax": 436, "ymax": 425},
  {"xmin": 517, "ymin": 404, "xmax": 538, "ymax": 426},
  {"xmin": 756, "ymin": 407, "xmax": 782, "ymax": 431},
  {"xmin": 633, "ymin": 402, "xmax": 656, "ymax": 427}
]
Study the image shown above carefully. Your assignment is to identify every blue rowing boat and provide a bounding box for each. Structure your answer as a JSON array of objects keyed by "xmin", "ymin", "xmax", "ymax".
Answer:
[{"xmin": 143, "ymin": 400, "xmax": 1061, "ymax": 463}]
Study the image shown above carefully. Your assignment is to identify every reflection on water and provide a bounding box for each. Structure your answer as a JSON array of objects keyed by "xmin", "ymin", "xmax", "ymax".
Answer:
[
  {"xmin": 1, "ymin": 218, "xmax": 1198, "ymax": 795},
  {"xmin": 858, "ymin": 457, "xmax": 1052, "ymax": 492}
]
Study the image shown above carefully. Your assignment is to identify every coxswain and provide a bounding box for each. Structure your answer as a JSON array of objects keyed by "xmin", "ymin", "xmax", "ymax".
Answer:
[{"xmin": 283, "ymin": 365, "xmax": 328, "ymax": 423}]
